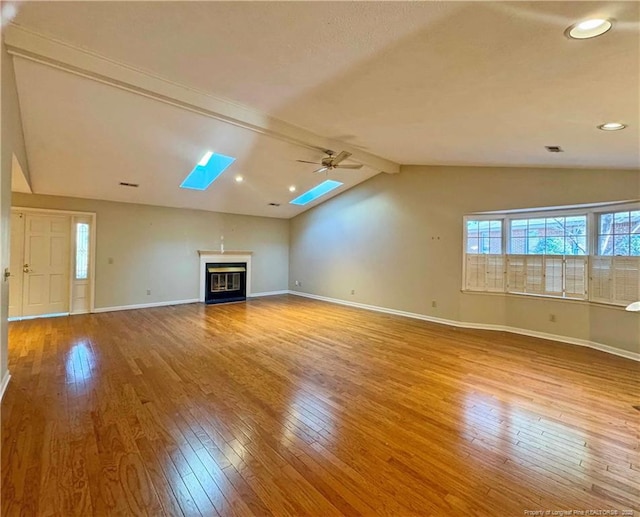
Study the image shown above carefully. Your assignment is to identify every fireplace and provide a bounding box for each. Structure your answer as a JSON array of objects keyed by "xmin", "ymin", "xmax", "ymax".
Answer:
[
  {"xmin": 205, "ymin": 262, "xmax": 247, "ymax": 304},
  {"xmin": 198, "ymin": 250, "xmax": 252, "ymax": 303}
]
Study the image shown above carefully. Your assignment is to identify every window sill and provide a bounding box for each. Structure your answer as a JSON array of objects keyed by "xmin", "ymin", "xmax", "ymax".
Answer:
[{"xmin": 460, "ymin": 290, "xmax": 629, "ymax": 310}]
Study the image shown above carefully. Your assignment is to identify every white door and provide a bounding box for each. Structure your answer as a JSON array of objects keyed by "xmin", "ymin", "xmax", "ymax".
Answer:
[
  {"xmin": 21, "ymin": 214, "xmax": 71, "ymax": 317},
  {"xmin": 8, "ymin": 212, "xmax": 25, "ymax": 318}
]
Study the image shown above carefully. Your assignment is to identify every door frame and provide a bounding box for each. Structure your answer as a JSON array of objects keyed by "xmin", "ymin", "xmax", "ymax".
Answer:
[{"xmin": 10, "ymin": 206, "xmax": 96, "ymax": 320}]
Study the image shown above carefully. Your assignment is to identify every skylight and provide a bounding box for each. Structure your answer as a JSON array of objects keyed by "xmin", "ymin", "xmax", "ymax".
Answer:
[
  {"xmin": 198, "ymin": 151, "xmax": 214, "ymax": 166},
  {"xmin": 180, "ymin": 152, "xmax": 236, "ymax": 190},
  {"xmin": 289, "ymin": 180, "xmax": 343, "ymax": 206}
]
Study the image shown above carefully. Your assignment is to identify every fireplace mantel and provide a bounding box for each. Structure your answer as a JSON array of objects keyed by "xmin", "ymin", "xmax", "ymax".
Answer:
[
  {"xmin": 198, "ymin": 251, "xmax": 253, "ymax": 302},
  {"xmin": 198, "ymin": 250, "xmax": 253, "ymax": 256}
]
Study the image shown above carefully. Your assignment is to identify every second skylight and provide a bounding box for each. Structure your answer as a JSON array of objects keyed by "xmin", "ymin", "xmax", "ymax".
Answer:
[{"xmin": 290, "ymin": 180, "xmax": 343, "ymax": 206}]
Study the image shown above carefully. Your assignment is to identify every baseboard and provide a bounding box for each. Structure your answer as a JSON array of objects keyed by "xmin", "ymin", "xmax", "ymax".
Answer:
[
  {"xmin": 8, "ymin": 312, "xmax": 69, "ymax": 322},
  {"xmin": 248, "ymin": 290, "xmax": 289, "ymax": 298},
  {"xmin": 288, "ymin": 291, "xmax": 640, "ymax": 362},
  {"xmin": 1, "ymin": 371, "xmax": 11, "ymax": 401},
  {"xmin": 92, "ymin": 298, "xmax": 199, "ymax": 313}
]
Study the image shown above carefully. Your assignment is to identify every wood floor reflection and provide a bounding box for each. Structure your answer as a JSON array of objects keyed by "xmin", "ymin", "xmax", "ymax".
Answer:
[{"xmin": 2, "ymin": 295, "xmax": 639, "ymax": 516}]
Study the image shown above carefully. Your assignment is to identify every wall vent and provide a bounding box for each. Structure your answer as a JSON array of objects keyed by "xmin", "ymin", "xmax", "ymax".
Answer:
[{"xmin": 545, "ymin": 146, "xmax": 564, "ymax": 153}]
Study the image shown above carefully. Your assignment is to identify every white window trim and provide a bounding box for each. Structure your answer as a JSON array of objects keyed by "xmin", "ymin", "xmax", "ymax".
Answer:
[{"xmin": 462, "ymin": 201, "xmax": 640, "ymax": 308}]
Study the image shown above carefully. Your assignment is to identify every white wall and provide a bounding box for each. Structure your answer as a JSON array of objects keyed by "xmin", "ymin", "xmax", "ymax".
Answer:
[
  {"xmin": 290, "ymin": 165, "xmax": 640, "ymax": 356},
  {"xmin": 1, "ymin": 40, "xmax": 29, "ymax": 392},
  {"xmin": 13, "ymin": 193, "xmax": 289, "ymax": 309}
]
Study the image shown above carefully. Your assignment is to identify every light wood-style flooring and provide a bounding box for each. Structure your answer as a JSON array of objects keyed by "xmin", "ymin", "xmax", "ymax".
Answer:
[{"xmin": 2, "ymin": 295, "xmax": 639, "ymax": 516}]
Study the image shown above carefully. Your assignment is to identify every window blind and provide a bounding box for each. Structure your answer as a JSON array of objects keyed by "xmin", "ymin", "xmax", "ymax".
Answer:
[
  {"xmin": 501, "ymin": 254, "xmax": 588, "ymax": 299},
  {"xmin": 465, "ymin": 254, "xmax": 505, "ymax": 292},
  {"xmin": 589, "ymin": 256, "xmax": 640, "ymax": 305}
]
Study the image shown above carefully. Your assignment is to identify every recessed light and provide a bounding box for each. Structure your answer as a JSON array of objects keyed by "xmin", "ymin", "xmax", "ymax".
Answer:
[
  {"xmin": 1, "ymin": 3, "xmax": 18, "ymax": 24},
  {"xmin": 565, "ymin": 18, "xmax": 612, "ymax": 39},
  {"xmin": 597, "ymin": 122, "xmax": 626, "ymax": 131},
  {"xmin": 235, "ymin": 175, "xmax": 244, "ymax": 183},
  {"xmin": 289, "ymin": 185, "xmax": 296, "ymax": 192}
]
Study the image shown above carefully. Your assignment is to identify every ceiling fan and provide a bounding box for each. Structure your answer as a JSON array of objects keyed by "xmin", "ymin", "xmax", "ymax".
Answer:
[{"xmin": 297, "ymin": 150, "xmax": 363, "ymax": 174}]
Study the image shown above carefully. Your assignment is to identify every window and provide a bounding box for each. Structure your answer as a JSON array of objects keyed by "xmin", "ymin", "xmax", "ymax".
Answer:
[
  {"xmin": 590, "ymin": 257, "xmax": 639, "ymax": 305},
  {"xmin": 290, "ymin": 180, "xmax": 344, "ymax": 206},
  {"xmin": 75, "ymin": 223, "xmax": 90, "ymax": 280},
  {"xmin": 463, "ymin": 203, "xmax": 639, "ymax": 306},
  {"xmin": 180, "ymin": 152, "xmax": 236, "ymax": 190},
  {"xmin": 597, "ymin": 210, "xmax": 640, "ymax": 256},
  {"xmin": 465, "ymin": 219, "xmax": 503, "ymax": 292},
  {"xmin": 466, "ymin": 219, "xmax": 502, "ymax": 254},
  {"xmin": 510, "ymin": 216, "xmax": 587, "ymax": 255},
  {"xmin": 505, "ymin": 255, "xmax": 587, "ymax": 299},
  {"xmin": 591, "ymin": 210, "xmax": 640, "ymax": 305},
  {"xmin": 465, "ymin": 255, "xmax": 505, "ymax": 292}
]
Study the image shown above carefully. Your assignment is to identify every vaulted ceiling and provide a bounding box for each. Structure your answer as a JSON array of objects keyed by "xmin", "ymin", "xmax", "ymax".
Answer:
[{"xmin": 5, "ymin": 1, "xmax": 639, "ymax": 218}]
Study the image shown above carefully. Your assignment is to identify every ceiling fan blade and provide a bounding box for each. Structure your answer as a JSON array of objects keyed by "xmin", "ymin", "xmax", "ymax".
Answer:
[
  {"xmin": 296, "ymin": 160, "xmax": 321, "ymax": 164},
  {"xmin": 313, "ymin": 166, "xmax": 330, "ymax": 174},
  {"xmin": 330, "ymin": 151, "xmax": 351, "ymax": 165},
  {"xmin": 336, "ymin": 164, "xmax": 363, "ymax": 169}
]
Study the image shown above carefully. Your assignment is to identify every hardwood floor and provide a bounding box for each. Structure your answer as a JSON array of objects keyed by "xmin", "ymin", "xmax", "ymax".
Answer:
[{"xmin": 2, "ymin": 295, "xmax": 639, "ymax": 516}]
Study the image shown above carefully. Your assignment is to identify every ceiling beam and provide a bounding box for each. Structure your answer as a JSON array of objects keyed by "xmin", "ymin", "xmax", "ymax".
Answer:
[{"xmin": 5, "ymin": 24, "xmax": 400, "ymax": 174}]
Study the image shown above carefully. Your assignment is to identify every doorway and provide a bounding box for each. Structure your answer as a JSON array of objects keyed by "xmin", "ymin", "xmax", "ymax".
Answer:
[{"xmin": 9, "ymin": 208, "xmax": 95, "ymax": 320}]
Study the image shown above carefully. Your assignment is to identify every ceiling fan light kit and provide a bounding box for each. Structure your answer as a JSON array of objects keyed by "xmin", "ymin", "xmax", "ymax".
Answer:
[{"xmin": 297, "ymin": 150, "xmax": 364, "ymax": 173}]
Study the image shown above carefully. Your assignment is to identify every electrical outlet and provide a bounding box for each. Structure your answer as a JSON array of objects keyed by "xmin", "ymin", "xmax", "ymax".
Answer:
[
  {"xmin": 351, "ymin": 289, "xmax": 355, "ymax": 295},
  {"xmin": 549, "ymin": 314, "xmax": 556, "ymax": 323},
  {"xmin": 432, "ymin": 300, "xmax": 437, "ymax": 308},
  {"xmin": 147, "ymin": 289, "xmax": 151, "ymax": 296},
  {"xmin": 295, "ymin": 280, "xmax": 300, "ymax": 286}
]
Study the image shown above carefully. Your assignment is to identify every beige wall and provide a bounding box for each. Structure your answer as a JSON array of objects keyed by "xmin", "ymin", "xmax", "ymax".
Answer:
[
  {"xmin": 1, "ymin": 42, "xmax": 29, "ymax": 385},
  {"xmin": 289, "ymin": 165, "xmax": 640, "ymax": 355},
  {"xmin": 7, "ymin": 166, "xmax": 640, "ymax": 360},
  {"xmin": 12, "ymin": 193, "xmax": 289, "ymax": 309}
]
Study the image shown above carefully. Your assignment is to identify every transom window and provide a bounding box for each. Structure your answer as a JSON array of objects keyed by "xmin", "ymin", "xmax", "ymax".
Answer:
[{"xmin": 463, "ymin": 203, "xmax": 640, "ymax": 306}]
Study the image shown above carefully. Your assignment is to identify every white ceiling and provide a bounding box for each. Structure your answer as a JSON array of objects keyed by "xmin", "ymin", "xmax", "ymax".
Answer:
[
  {"xmin": 6, "ymin": 1, "xmax": 640, "ymax": 218},
  {"xmin": 13, "ymin": 58, "xmax": 378, "ymax": 218}
]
